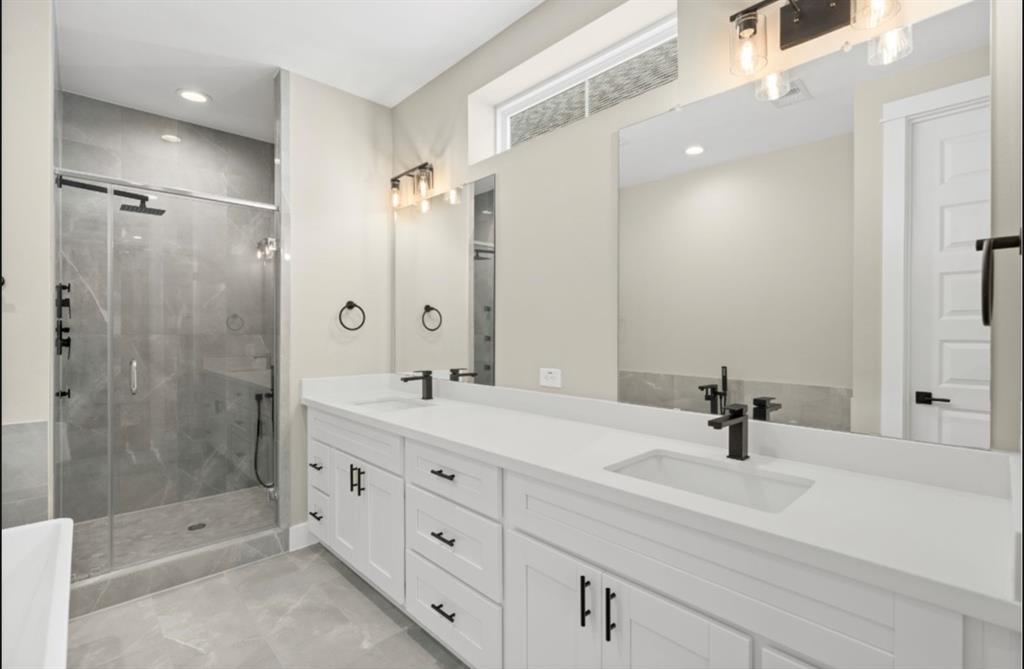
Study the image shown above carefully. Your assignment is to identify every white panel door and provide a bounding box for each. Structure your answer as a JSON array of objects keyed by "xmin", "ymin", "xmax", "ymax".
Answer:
[
  {"xmin": 908, "ymin": 99, "xmax": 991, "ymax": 448},
  {"xmin": 505, "ymin": 531, "xmax": 602, "ymax": 669},
  {"xmin": 331, "ymin": 449, "xmax": 364, "ymax": 566},
  {"xmin": 603, "ymin": 574, "xmax": 752, "ymax": 669},
  {"xmin": 361, "ymin": 459, "xmax": 405, "ymax": 603}
]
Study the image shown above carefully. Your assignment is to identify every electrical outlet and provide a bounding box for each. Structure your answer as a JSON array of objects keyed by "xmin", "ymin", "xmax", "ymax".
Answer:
[{"xmin": 539, "ymin": 368, "xmax": 562, "ymax": 389}]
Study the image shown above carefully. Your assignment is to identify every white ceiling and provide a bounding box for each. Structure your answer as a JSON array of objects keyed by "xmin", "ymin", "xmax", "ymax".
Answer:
[
  {"xmin": 55, "ymin": 0, "xmax": 542, "ymax": 142},
  {"xmin": 619, "ymin": 0, "xmax": 990, "ymax": 188}
]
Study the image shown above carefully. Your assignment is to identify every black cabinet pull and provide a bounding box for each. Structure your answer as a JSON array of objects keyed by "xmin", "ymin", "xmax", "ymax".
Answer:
[
  {"xmin": 430, "ymin": 531, "xmax": 456, "ymax": 547},
  {"xmin": 604, "ymin": 588, "xmax": 617, "ymax": 642},
  {"xmin": 430, "ymin": 468, "xmax": 456, "ymax": 481},
  {"xmin": 579, "ymin": 576, "xmax": 592, "ymax": 628},
  {"xmin": 431, "ymin": 603, "xmax": 456, "ymax": 623},
  {"xmin": 308, "ymin": 511, "xmax": 323, "ymax": 522},
  {"xmin": 308, "ymin": 462, "xmax": 323, "ymax": 471},
  {"xmin": 349, "ymin": 463, "xmax": 358, "ymax": 492},
  {"xmin": 356, "ymin": 467, "xmax": 365, "ymax": 496}
]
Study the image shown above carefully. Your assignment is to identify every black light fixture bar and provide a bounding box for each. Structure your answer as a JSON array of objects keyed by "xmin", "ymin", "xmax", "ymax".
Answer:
[
  {"xmin": 391, "ymin": 162, "xmax": 433, "ymax": 183},
  {"xmin": 729, "ymin": 0, "xmax": 786, "ymax": 24},
  {"xmin": 729, "ymin": 0, "xmax": 850, "ymax": 51}
]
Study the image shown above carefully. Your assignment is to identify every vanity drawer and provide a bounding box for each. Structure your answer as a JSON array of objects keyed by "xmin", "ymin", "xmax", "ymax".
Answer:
[
  {"xmin": 406, "ymin": 484, "xmax": 502, "ymax": 602},
  {"xmin": 307, "ymin": 438, "xmax": 332, "ymax": 495},
  {"xmin": 308, "ymin": 410, "xmax": 403, "ymax": 475},
  {"xmin": 405, "ymin": 549, "xmax": 502, "ymax": 669},
  {"xmin": 405, "ymin": 441, "xmax": 501, "ymax": 519},
  {"xmin": 762, "ymin": 648, "xmax": 817, "ymax": 669},
  {"xmin": 307, "ymin": 487, "xmax": 330, "ymax": 544}
]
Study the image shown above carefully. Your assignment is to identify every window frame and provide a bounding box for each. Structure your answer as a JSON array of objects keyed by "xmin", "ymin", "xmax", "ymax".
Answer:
[{"xmin": 495, "ymin": 15, "xmax": 678, "ymax": 153}]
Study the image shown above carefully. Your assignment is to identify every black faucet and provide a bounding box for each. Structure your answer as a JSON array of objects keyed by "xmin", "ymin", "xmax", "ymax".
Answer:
[
  {"xmin": 752, "ymin": 396, "xmax": 781, "ymax": 421},
  {"xmin": 401, "ymin": 370, "xmax": 433, "ymax": 400},
  {"xmin": 449, "ymin": 368, "xmax": 477, "ymax": 382},
  {"xmin": 707, "ymin": 403, "xmax": 749, "ymax": 461},
  {"xmin": 698, "ymin": 383, "xmax": 723, "ymax": 415}
]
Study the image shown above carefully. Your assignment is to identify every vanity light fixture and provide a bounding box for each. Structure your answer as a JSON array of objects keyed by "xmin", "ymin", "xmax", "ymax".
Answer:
[
  {"xmin": 387, "ymin": 162, "xmax": 434, "ymax": 210},
  {"xmin": 868, "ymin": 24, "xmax": 913, "ymax": 66},
  {"xmin": 684, "ymin": 145, "xmax": 705, "ymax": 156},
  {"xmin": 730, "ymin": 11, "xmax": 767, "ymax": 76},
  {"xmin": 755, "ymin": 71, "xmax": 792, "ymax": 101},
  {"xmin": 390, "ymin": 179, "xmax": 401, "ymax": 208},
  {"xmin": 420, "ymin": 197, "xmax": 431, "ymax": 214},
  {"xmin": 160, "ymin": 134, "xmax": 182, "ymax": 143},
  {"xmin": 177, "ymin": 89, "xmax": 210, "ymax": 104},
  {"xmin": 851, "ymin": 0, "xmax": 900, "ymax": 30}
]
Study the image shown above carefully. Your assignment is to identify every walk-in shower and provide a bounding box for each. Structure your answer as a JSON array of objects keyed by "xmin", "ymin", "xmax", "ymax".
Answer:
[{"xmin": 54, "ymin": 93, "xmax": 279, "ymax": 581}]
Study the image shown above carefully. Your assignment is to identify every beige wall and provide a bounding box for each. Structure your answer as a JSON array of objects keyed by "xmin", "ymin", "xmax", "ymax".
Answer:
[
  {"xmin": 849, "ymin": 47, "xmax": 990, "ymax": 435},
  {"xmin": 279, "ymin": 72, "xmax": 394, "ymax": 525},
  {"xmin": 990, "ymin": 0, "xmax": 1022, "ymax": 452},
  {"xmin": 1, "ymin": 0, "xmax": 54, "ymax": 426},
  {"xmin": 620, "ymin": 135, "xmax": 854, "ymax": 388},
  {"xmin": 391, "ymin": 0, "xmax": 970, "ymax": 401}
]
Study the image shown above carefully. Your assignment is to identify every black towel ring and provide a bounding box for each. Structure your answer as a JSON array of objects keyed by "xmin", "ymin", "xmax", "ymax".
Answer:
[
  {"xmin": 422, "ymin": 304, "xmax": 442, "ymax": 332},
  {"xmin": 339, "ymin": 301, "xmax": 366, "ymax": 331}
]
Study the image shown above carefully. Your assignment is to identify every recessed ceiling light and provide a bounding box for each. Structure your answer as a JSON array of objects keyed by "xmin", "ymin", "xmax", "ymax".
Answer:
[
  {"xmin": 160, "ymin": 134, "xmax": 182, "ymax": 143},
  {"xmin": 177, "ymin": 89, "xmax": 210, "ymax": 103},
  {"xmin": 685, "ymin": 145, "xmax": 705, "ymax": 156}
]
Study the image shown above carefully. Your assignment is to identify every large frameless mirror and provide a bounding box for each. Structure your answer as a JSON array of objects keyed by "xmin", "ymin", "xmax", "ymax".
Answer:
[{"xmin": 617, "ymin": 1, "xmax": 1010, "ymax": 449}]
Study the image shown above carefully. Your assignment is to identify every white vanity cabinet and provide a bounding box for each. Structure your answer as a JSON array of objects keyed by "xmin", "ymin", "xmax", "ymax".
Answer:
[{"xmin": 505, "ymin": 531, "xmax": 752, "ymax": 669}]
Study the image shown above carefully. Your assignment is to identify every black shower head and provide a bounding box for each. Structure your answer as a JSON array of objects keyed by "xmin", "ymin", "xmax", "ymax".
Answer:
[{"xmin": 119, "ymin": 202, "xmax": 166, "ymax": 216}]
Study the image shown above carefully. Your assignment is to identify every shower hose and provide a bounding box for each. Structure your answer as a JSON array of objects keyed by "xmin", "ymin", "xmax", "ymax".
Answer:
[{"xmin": 254, "ymin": 392, "xmax": 275, "ymax": 489}]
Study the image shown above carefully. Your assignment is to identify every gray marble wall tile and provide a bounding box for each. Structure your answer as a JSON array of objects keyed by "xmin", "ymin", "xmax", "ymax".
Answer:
[
  {"xmin": 619, "ymin": 370, "xmax": 852, "ymax": 432},
  {"xmin": 1, "ymin": 421, "xmax": 49, "ymax": 529}
]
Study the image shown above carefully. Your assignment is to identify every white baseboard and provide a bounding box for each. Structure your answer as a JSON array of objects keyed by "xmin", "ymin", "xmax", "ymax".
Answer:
[{"xmin": 288, "ymin": 522, "xmax": 317, "ymax": 551}]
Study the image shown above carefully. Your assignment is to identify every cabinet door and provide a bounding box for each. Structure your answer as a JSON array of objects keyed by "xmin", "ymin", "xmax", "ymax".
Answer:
[
  {"xmin": 603, "ymin": 574, "xmax": 751, "ymax": 669},
  {"xmin": 505, "ymin": 531, "xmax": 602, "ymax": 669},
  {"xmin": 331, "ymin": 449, "xmax": 363, "ymax": 566},
  {"xmin": 361, "ymin": 460, "xmax": 405, "ymax": 603}
]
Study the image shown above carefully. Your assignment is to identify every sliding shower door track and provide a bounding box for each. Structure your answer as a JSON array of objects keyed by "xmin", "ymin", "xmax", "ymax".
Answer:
[{"xmin": 55, "ymin": 168, "xmax": 278, "ymax": 211}]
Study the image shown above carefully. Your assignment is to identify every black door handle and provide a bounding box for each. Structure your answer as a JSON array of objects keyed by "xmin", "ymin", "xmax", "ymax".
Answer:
[
  {"xmin": 604, "ymin": 587, "xmax": 616, "ymax": 642},
  {"xmin": 308, "ymin": 511, "xmax": 323, "ymax": 521},
  {"xmin": 580, "ymin": 576, "xmax": 592, "ymax": 627},
  {"xmin": 430, "ymin": 531, "xmax": 456, "ymax": 547},
  {"xmin": 429, "ymin": 468, "xmax": 456, "ymax": 481},
  {"xmin": 916, "ymin": 391, "xmax": 951, "ymax": 405},
  {"xmin": 431, "ymin": 603, "xmax": 456, "ymax": 623}
]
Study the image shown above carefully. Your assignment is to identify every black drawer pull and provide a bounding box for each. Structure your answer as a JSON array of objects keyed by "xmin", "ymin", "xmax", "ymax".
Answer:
[
  {"xmin": 604, "ymin": 588, "xmax": 617, "ymax": 642},
  {"xmin": 431, "ymin": 603, "xmax": 456, "ymax": 623},
  {"xmin": 430, "ymin": 531, "xmax": 456, "ymax": 547},
  {"xmin": 349, "ymin": 463, "xmax": 358, "ymax": 492},
  {"xmin": 308, "ymin": 462, "xmax": 323, "ymax": 471},
  {"xmin": 430, "ymin": 468, "xmax": 456, "ymax": 481},
  {"xmin": 308, "ymin": 511, "xmax": 323, "ymax": 522},
  {"xmin": 580, "ymin": 576, "xmax": 592, "ymax": 627}
]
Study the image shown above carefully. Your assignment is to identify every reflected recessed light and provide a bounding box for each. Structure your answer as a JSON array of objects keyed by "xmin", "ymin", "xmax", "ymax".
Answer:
[
  {"xmin": 177, "ymin": 89, "xmax": 210, "ymax": 103},
  {"xmin": 161, "ymin": 134, "xmax": 182, "ymax": 143},
  {"xmin": 685, "ymin": 145, "xmax": 705, "ymax": 156}
]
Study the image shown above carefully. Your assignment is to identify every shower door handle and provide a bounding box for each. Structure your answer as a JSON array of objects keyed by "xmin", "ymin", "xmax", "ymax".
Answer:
[{"xmin": 129, "ymin": 359, "xmax": 138, "ymax": 395}]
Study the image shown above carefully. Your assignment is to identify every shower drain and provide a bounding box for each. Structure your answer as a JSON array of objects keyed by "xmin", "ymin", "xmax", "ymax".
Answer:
[{"xmin": 187, "ymin": 522, "xmax": 207, "ymax": 531}]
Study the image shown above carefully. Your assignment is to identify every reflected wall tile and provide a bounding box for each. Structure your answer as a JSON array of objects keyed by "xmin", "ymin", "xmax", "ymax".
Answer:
[
  {"xmin": 62, "ymin": 139, "xmax": 122, "ymax": 177},
  {"xmin": 62, "ymin": 93, "xmax": 122, "ymax": 153}
]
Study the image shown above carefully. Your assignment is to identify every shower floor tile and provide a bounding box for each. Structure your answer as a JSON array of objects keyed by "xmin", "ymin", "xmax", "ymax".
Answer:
[
  {"xmin": 68, "ymin": 546, "xmax": 466, "ymax": 669},
  {"xmin": 72, "ymin": 486, "xmax": 276, "ymax": 579}
]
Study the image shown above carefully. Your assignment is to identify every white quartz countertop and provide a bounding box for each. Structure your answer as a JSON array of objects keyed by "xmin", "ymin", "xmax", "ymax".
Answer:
[{"xmin": 301, "ymin": 376, "xmax": 1021, "ymax": 631}]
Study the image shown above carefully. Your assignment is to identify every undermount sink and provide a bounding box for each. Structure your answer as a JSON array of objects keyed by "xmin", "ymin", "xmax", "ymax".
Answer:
[
  {"xmin": 354, "ymin": 397, "xmax": 431, "ymax": 412},
  {"xmin": 607, "ymin": 450, "xmax": 813, "ymax": 513}
]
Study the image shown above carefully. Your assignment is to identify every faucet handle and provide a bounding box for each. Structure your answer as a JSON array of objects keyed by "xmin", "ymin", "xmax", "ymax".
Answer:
[
  {"xmin": 752, "ymin": 396, "xmax": 775, "ymax": 407},
  {"xmin": 724, "ymin": 403, "xmax": 747, "ymax": 417},
  {"xmin": 698, "ymin": 383, "xmax": 719, "ymax": 399}
]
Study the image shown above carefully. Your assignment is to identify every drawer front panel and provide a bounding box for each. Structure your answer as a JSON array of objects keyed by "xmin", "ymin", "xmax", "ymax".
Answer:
[
  {"xmin": 308, "ymin": 486, "xmax": 330, "ymax": 544},
  {"xmin": 405, "ymin": 441, "xmax": 501, "ymax": 519},
  {"xmin": 406, "ymin": 485, "xmax": 502, "ymax": 602},
  {"xmin": 506, "ymin": 474, "xmax": 894, "ymax": 669},
  {"xmin": 309, "ymin": 410, "xmax": 403, "ymax": 475},
  {"xmin": 406, "ymin": 550, "xmax": 502, "ymax": 669},
  {"xmin": 762, "ymin": 647, "xmax": 818, "ymax": 669},
  {"xmin": 307, "ymin": 438, "xmax": 332, "ymax": 495}
]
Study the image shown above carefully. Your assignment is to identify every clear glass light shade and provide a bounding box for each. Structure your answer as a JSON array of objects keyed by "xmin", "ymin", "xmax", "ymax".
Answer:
[
  {"xmin": 755, "ymin": 71, "xmax": 792, "ymax": 102},
  {"xmin": 730, "ymin": 13, "xmax": 767, "ymax": 76},
  {"xmin": 852, "ymin": 0, "xmax": 900, "ymax": 29},
  {"xmin": 868, "ymin": 25, "xmax": 913, "ymax": 66},
  {"xmin": 420, "ymin": 198, "xmax": 431, "ymax": 213},
  {"xmin": 390, "ymin": 183, "xmax": 401, "ymax": 208},
  {"xmin": 417, "ymin": 172, "xmax": 431, "ymax": 198}
]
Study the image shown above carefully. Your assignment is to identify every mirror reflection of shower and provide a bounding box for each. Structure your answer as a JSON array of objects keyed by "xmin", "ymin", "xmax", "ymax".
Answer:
[
  {"xmin": 256, "ymin": 236, "xmax": 278, "ymax": 260},
  {"xmin": 472, "ymin": 175, "xmax": 496, "ymax": 386}
]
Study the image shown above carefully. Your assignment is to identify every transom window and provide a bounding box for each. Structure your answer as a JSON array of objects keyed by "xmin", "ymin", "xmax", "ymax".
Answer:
[{"xmin": 496, "ymin": 16, "xmax": 678, "ymax": 152}]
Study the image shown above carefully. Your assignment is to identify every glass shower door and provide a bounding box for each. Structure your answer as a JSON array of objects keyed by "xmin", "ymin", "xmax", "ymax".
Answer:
[{"xmin": 106, "ymin": 189, "xmax": 277, "ymax": 570}]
